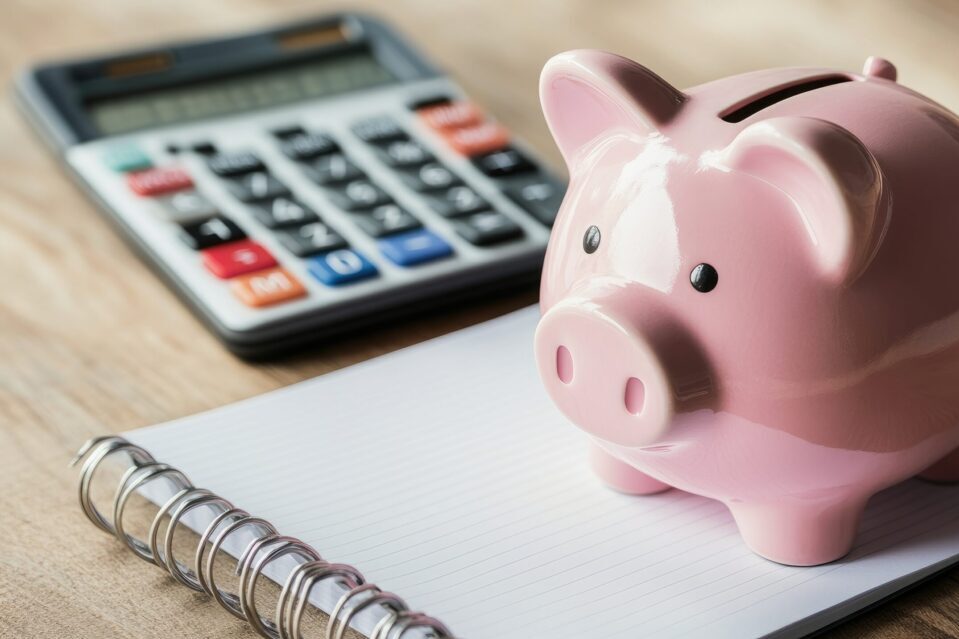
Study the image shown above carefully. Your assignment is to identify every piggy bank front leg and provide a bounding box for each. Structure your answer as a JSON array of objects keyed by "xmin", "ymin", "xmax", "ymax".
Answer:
[
  {"xmin": 589, "ymin": 442, "xmax": 672, "ymax": 495},
  {"xmin": 918, "ymin": 447, "xmax": 959, "ymax": 483},
  {"xmin": 726, "ymin": 493, "xmax": 871, "ymax": 566}
]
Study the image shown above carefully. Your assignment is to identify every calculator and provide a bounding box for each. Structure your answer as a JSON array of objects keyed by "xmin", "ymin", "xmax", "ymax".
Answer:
[{"xmin": 16, "ymin": 14, "xmax": 564, "ymax": 356}]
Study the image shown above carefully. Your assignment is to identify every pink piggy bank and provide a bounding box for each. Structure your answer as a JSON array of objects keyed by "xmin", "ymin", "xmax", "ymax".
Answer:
[{"xmin": 533, "ymin": 51, "xmax": 959, "ymax": 566}]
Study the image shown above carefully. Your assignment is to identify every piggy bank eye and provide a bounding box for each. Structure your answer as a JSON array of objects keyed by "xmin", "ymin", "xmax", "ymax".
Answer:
[
  {"xmin": 690, "ymin": 263, "xmax": 718, "ymax": 292},
  {"xmin": 583, "ymin": 225, "xmax": 601, "ymax": 254}
]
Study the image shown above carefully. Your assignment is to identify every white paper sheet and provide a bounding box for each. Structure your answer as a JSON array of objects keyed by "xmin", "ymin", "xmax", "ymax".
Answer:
[{"xmin": 128, "ymin": 306, "xmax": 959, "ymax": 638}]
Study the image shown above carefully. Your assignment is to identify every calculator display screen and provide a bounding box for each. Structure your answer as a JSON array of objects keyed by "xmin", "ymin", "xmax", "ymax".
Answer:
[{"xmin": 85, "ymin": 52, "xmax": 395, "ymax": 136}]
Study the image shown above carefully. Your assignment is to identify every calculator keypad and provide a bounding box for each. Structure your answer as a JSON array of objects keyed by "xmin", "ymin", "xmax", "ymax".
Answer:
[{"xmin": 101, "ymin": 96, "xmax": 564, "ymax": 322}]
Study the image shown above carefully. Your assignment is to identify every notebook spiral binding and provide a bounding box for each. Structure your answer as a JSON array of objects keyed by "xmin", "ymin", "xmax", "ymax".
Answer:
[{"xmin": 71, "ymin": 436, "xmax": 456, "ymax": 639}]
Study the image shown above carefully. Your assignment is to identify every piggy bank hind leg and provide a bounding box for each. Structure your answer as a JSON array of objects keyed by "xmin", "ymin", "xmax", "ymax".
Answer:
[
  {"xmin": 589, "ymin": 442, "xmax": 671, "ymax": 495},
  {"xmin": 727, "ymin": 493, "xmax": 871, "ymax": 566},
  {"xmin": 919, "ymin": 447, "xmax": 959, "ymax": 483}
]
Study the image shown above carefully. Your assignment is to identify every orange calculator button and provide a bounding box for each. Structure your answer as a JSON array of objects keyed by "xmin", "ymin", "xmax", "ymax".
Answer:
[
  {"xmin": 230, "ymin": 267, "xmax": 306, "ymax": 307},
  {"xmin": 441, "ymin": 122, "xmax": 510, "ymax": 156},
  {"xmin": 418, "ymin": 101, "xmax": 483, "ymax": 131}
]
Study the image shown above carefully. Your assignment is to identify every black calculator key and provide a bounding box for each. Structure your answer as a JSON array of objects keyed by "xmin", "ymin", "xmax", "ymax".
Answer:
[
  {"xmin": 326, "ymin": 179, "xmax": 392, "ymax": 211},
  {"xmin": 275, "ymin": 222, "xmax": 347, "ymax": 256},
  {"xmin": 472, "ymin": 147, "xmax": 535, "ymax": 177},
  {"xmin": 191, "ymin": 141, "xmax": 217, "ymax": 155},
  {"xmin": 305, "ymin": 153, "xmax": 364, "ymax": 185},
  {"xmin": 280, "ymin": 133, "xmax": 338, "ymax": 160},
  {"xmin": 352, "ymin": 116, "xmax": 406, "ymax": 143},
  {"xmin": 224, "ymin": 172, "xmax": 290, "ymax": 202},
  {"xmin": 249, "ymin": 197, "xmax": 319, "ymax": 229},
  {"xmin": 426, "ymin": 185, "xmax": 488, "ymax": 217},
  {"xmin": 271, "ymin": 125, "xmax": 305, "ymax": 139},
  {"xmin": 454, "ymin": 211, "xmax": 524, "ymax": 246},
  {"xmin": 353, "ymin": 204, "xmax": 422, "ymax": 237},
  {"xmin": 180, "ymin": 216, "xmax": 246, "ymax": 250},
  {"xmin": 376, "ymin": 139, "xmax": 433, "ymax": 167},
  {"xmin": 207, "ymin": 151, "xmax": 264, "ymax": 176},
  {"xmin": 399, "ymin": 162, "xmax": 461, "ymax": 191},
  {"xmin": 502, "ymin": 178, "xmax": 566, "ymax": 226}
]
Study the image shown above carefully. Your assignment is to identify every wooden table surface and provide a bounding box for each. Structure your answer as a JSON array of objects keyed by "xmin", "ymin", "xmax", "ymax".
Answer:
[{"xmin": 2, "ymin": 1, "xmax": 958, "ymax": 637}]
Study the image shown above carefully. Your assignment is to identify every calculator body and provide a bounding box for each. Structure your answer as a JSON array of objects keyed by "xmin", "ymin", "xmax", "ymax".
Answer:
[{"xmin": 16, "ymin": 14, "xmax": 564, "ymax": 356}]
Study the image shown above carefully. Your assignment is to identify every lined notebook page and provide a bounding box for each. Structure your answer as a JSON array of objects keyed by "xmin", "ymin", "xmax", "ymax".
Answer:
[{"xmin": 128, "ymin": 307, "xmax": 959, "ymax": 639}]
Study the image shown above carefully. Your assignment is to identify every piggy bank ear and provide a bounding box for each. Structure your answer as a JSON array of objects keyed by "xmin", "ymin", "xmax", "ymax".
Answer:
[
  {"xmin": 540, "ymin": 50, "xmax": 686, "ymax": 165},
  {"xmin": 721, "ymin": 116, "xmax": 890, "ymax": 284}
]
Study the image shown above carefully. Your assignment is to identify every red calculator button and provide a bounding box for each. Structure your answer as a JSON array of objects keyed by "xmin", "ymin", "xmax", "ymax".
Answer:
[
  {"xmin": 127, "ymin": 167, "xmax": 193, "ymax": 196},
  {"xmin": 441, "ymin": 122, "xmax": 510, "ymax": 156},
  {"xmin": 418, "ymin": 101, "xmax": 483, "ymax": 131},
  {"xmin": 202, "ymin": 240, "xmax": 278, "ymax": 279},
  {"xmin": 231, "ymin": 267, "xmax": 306, "ymax": 308}
]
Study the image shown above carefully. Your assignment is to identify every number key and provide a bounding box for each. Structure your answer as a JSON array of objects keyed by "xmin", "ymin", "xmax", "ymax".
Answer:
[
  {"xmin": 224, "ymin": 172, "xmax": 290, "ymax": 202},
  {"xmin": 308, "ymin": 249, "xmax": 378, "ymax": 286},
  {"xmin": 305, "ymin": 153, "xmax": 363, "ymax": 185},
  {"xmin": 426, "ymin": 185, "xmax": 488, "ymax": 217},
  {"xmin": 248, "ymin": 197, "xmax": 318, "ymax": 229},
  {"xmin": 275, "ymin": 222, "xmax": 347, "ymax": 257},
  {"xmin": 326, "ymin": 179, "xmax": 392, "ymax": 211},
  {"xmin": 502, "ymin": 178, "xmax": 566, "ymax": 226},
  {"xmin": 399, "ymin": 163, "xmax": 460, "ymax": 192},
  {"xmin": 353, "ymin": 204, "xmax": 421, "ymax": 237},
  {"xmin": 180, "ymin": 216, "xmax": 246, "ymax": 250}
]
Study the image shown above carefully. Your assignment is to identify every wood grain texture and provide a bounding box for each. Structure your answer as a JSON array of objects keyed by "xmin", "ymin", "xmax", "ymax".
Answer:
[{"xmin": 1, "ymin": 1, "xmax": 957, "ymax": 637}]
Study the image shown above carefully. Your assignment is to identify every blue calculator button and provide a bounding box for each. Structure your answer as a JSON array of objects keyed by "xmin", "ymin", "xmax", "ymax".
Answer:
[
  {"xmin": 308, "ymin": 249, "xmax": 378, "ymax": 286},
  {"xmin": 101, "ymin": 145, "xmax": 152, "ymax": 172},
  {"xmin": 377, "ymin": 229, "xmax": 453, "ymax": 267}
]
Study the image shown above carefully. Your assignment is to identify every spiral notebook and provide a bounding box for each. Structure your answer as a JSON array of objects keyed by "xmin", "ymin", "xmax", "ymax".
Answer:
[{"xmin": 77, "ymin": 306, "xmax": 959, "ymax": 638}]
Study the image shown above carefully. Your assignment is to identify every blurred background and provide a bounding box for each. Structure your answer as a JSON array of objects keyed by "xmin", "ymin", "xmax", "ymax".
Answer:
[{"xmin": 2, "ymin": 2, "xmax": 959, "ymax": 637}]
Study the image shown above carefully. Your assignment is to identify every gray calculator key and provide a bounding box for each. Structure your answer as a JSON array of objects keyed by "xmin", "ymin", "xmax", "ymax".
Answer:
[
  {"xmin": 158, "ymin": 190, "xmax": 218, "ymax": 222},
  {"xmin": 352, "ymin": 116, "xmax": 405, "ymax": 143},
  {"xmin": 376, "ymin": 139, "xmax": 433, "ymax": 167},
  {"xmin": 280, "ymin": 133, "xmax": 337, "ymax": 160},
  {"xmin": 426, "ymin": 185, "xmax": 489, "ymax": 217},
  {"xmin": 275, "ymin": 222, "xmax": 347, "ymax": 256},
  {"xmin": 207, "ymin": 151, "xmax": 263, "ymax": 176},
  {"xmin": 326, "ymin": 179, "xmax": 392, "ymax": 210},
  {"xmin": 305, "ymin": 153, "xmax": 364, "ymax": 185},
  {"xmin": 224, "ymin": 171, "xmax": 290, "ymax": 202},
  {"xmin": 353, "ymin": 204, "xmax": 422, "ymax": 237},
  {"xmin": 502, "ymin": 178, "xmax": 566, "ymax": 226},
  {"xmin": 454, "ymin": 210, "xmax": 523, "ymax": 246},
  {"xmin": 249, "ymin": 197, "xmax": 319, "ymax": 229},
  {"xmin": 399, "ymin": 162, "xmax": 461, "ymax": 191}
]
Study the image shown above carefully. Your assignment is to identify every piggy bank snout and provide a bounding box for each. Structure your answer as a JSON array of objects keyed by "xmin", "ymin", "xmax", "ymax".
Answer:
[{"xmin": 535, "ymin": 300, "xmax": 704, "ymax": 447}]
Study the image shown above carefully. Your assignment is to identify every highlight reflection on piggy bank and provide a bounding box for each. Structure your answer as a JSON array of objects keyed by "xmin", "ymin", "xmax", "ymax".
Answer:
[{"xmin": 533, "ymin": 51, "xmax": 959, "ymax": 566}]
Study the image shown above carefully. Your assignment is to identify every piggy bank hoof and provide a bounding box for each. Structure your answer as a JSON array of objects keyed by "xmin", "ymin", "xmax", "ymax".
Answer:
[
  {"xmin": 589, "ymin": 443, "xmax": 671, "ymax": 495},
  {"xmin": 727, "ymin": 495, "xmax": 869, "ymax": 566}
]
